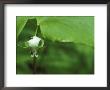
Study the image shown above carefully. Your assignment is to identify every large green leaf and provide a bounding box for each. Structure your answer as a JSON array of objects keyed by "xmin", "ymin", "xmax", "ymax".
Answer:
[{"xmin": 36, "ymin": 16, "xmax": 94, "ymax": 47}]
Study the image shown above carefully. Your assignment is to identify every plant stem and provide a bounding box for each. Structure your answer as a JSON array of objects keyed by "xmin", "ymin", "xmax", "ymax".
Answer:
[{"xmin": 33, "ymin": 55, "xmax": 37, "ymax": 74}]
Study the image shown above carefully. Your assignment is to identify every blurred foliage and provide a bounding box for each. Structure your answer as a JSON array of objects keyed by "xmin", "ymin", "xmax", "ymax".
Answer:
[{"xmin": 16, "ymin": 16, "xmax": 94, "ymax": 74}]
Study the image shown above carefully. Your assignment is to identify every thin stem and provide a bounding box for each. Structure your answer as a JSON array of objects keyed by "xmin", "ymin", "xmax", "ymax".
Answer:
[{"xmin": 33, "ymin": 55, "xmax": 37, "ymax": 74}]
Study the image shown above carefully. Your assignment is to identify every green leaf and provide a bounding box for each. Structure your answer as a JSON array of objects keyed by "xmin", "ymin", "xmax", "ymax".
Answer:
[
  {"xmin": 36, "ymin": 16, "xmax": 94, "ymax": 47},
  {"xmin": 36, "ymin": 25, "xmax": 43, "ymax": 38},
  {"xmin": 17, "ymin": 18, "xmax": 37, "ymax": 44},
  {"xmin": 16, "ymin": 16, "xmax": 37, "ymax": 36},
  {"xmin": 16, "ymin": 16, "xmax": 28, "ymax": 37}
]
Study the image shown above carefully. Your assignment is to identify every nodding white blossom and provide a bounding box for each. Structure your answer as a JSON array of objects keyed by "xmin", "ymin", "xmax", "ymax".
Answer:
[
  {"xmin": 27, "ymin": 36, "xmax": 44, "ymax": 58},
  {"xmin": 27, "ymin": 36, "xmax": 41, "ymax": 48}
]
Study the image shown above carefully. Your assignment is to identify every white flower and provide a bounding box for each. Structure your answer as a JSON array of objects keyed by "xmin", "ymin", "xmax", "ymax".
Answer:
[
  {"xmin": 27, "ymin": 36, "xmax": 41, "ymax": 48},
  {"xmin": 26, "ymin": 35, "xmax": 44, "ymax": 58}
]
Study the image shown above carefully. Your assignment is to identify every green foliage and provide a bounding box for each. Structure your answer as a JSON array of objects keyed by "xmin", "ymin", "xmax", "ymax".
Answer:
[
  {"xmin": 38, "ymin": 16, "xmax": 94, "ymax": 46},
  {"xmin": 16, "ymin": 16, "xmax": 94, "ymax": 74},
  {"xmin": 17, "ymin": 18, "xmax": 37, "ymax": 43}
]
